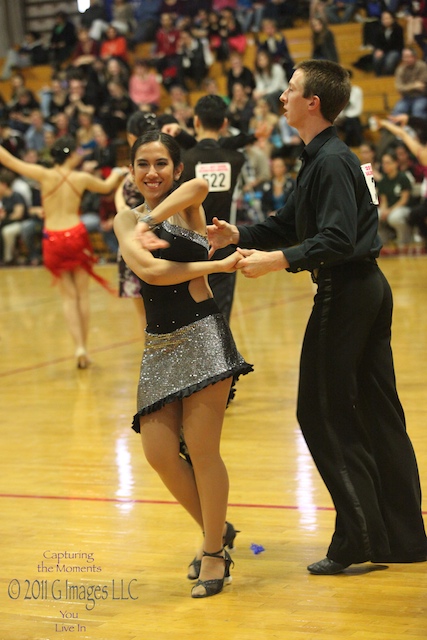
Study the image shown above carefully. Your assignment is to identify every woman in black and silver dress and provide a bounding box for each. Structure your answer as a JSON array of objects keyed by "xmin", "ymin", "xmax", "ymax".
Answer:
[{"xmin": 114, "ymin": 131, "xmax": 253, "ymax": 599}]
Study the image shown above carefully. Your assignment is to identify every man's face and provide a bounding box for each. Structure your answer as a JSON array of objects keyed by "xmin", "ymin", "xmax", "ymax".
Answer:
[{"xmin": 280, "ymin": 69, "xmax": 309, "ymax": 130}]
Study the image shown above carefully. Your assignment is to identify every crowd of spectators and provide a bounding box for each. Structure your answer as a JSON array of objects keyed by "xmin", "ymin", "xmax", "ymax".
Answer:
[{"xmin": 0, "ymin": 0, "xmax": 427, "ymax": 265}]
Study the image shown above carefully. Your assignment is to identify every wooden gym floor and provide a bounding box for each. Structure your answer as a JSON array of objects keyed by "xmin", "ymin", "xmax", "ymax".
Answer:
[{"xmin": 0, "ymin": 256, "xmax": 426, "ymax": 640}]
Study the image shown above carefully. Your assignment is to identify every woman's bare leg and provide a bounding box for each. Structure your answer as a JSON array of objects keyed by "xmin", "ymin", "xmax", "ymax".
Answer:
[
  {"xmin": 140, "ymin": 401, "xmax": 203, "ymax": 528},
  {"xmin": 57, "ymin": 268, "xmax": 90, "ymax": 364},
  {"xmin": 182, "ymin": 378, "xmax": 232, "ymax": 594}
]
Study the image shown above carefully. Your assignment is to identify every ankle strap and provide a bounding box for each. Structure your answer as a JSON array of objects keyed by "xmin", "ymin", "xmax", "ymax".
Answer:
[{"xmin": 202, "ymin": 548, "xmax": 224, "ymax": 559}]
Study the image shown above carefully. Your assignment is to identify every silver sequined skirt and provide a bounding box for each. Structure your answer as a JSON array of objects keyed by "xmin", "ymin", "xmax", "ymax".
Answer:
[{"xmin": 132, "ymin": 313, "xmax": 253, "ymax": 430}]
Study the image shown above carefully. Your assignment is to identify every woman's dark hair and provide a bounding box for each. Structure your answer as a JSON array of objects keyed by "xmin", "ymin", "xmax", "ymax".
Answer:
[
  {"xmin": 51, "ymin": 135, "xmax": 77, "ymax": 165},
  {"xmin": 130, "ymin": 131, "xmax": 181, "ymax": 169}
]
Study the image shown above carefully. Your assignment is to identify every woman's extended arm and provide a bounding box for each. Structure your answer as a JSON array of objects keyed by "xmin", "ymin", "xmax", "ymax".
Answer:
[
  {"xmin": 114, "ymin": 208, "xmax": 240, "ymax": 286},
  {"xmin": 81, "ymin": 167, "xmax": 128, "ymax": 194},
  {"xmin": 0, "ymin": 145, "xmax": 46, "ymax": 182}
]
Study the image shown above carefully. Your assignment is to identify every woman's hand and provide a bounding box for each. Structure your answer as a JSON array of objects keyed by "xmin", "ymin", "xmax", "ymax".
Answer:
[
  {"xmin": 217, "ymin": 250, "xmax": 243, "ymax": 272},
  {"xmin": 134, "ymin": 222, "xmax": 170, "ymax": 250},
  {"xmin": 207, "ymin": 217, "xmax": 240, "ymax": 258}
]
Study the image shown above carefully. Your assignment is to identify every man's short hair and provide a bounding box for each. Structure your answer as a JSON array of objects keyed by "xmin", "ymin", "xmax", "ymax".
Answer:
[
  {"xmin": 296, "ymin": 60, "xmax": 351, "ymax": 123},
  {"xmin": 194, "ymin": 95, "xmax": 228, "ymax": 131}
]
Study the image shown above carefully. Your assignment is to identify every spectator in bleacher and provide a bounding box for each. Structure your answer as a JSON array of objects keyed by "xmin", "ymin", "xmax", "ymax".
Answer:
[
  {"xmin": 0, "ymin": 31, "xmax": 48, "ymax": 81},
  {"xmin": 88, "ymin": 0, "xmax": 136, "ymax": 41},
  {"xmin": 64, "ymin": 78, "xmax": 97, "ymax": 132},
  {"xmin": 76, "ymin": 111, "xmax": 98, "ymax": 156},
  {"xmin": 394, "ymin": 140, "xmax": 425, "ymax": 191},
  {"xmin": 175, "ymin": 29, "xmax": 209, "ymax": 90},
  {"xmin": 100, "ymin": 25, "xmax": 129, "ymax": 65},
  {"xmin": 80, "ymin": 0, "xmax": 109, "ymax": 36},
  {"xmin": 309, "ymin": 0, "xmax": 328, "ymax": 20},
  {"xmin": 84, "ymin": 123, "xmax": 117, "ymax": 178},
  {"xmin": 391, "ymin": 47, "xmax": 427, "ymax": 117},
  {"xmin": 24, "ymin": 109, "xmax": 55, "ymax": 153},
  {"xmin": 202, "ymin": 77, "xmax": 230, "ymax": 104},
  {"xmin": 236, "ymin": 1, "xmax": 266, "ymax": 33},
  {"xmin": 227, "ymin": 82, "xmax": 256, "ymax": 133},
  {"xmin": 151, "ymin": 12, "xmax": 181, "ymax": 90},
  {"xmin": 49, "ymin": 11, "xmax": 77, "ymax": 68},
  {"xmin": 261, "ymin": 153, "xmax": 295, "ymax": 217},
  {"xmin": 163, "ymin": 84, "xmax": 194, "ymax": 132},
  {"xmin": 249, "ymin": 95, "xmax": 280, "ymax": 155},
  {"xmin": 52, "ymin": 111, "xmax": 72, "ymax": 140},
  {"xmin": 377, "ymin": 148, "xmax": 413, "ymax": 253},
  {"xmin": 377, "ymin": 112, "xmax": 427, "ymax": 248},
  {"xmin": 334, "ymin": 70, "xmax": 364, "ymax": 147},
  {"xmin": 358, "ymin": 1, "xmax": 387, "ymax": 49},
  {"xmin": 38, "ymin": 129, "xmax": 56, "ymax": 166},
  {"xmin": 407, "ymin": 0, "xmax": 427, "ymax": 59},
  {"xmin": 253, "ymin": 49, "xmax": 288, "ymax": 111},
  {"xmin": 226, "ymin": 51, "xmax": 256, "ymax": 99},
  {"xmin": 160, "ymin": 0, "xmax": 190, "ymax": 16},
  {"xmin": 218, "ymin": 6, "xmax": 247, "ymax": 56},
  {"xmin": 7, "ymin": 72, "xmax": 27, "ymax": 104},
  {"xmin": 7, "ymin": 88, "xmax": 40, "ymax": 134},
  {"xmin": 0, "ymin": 121, "xmax": 24, "ymax": 160},
  {"xmin": 325, "ymin": 0, "xmax": 358, "ymax": 23},
  {"xmin": 70, "ymin": 27, "xmax": 100, "ymax": 78},
  {"xmin": 132, "ymin": 0, "xmax": 163, "ymax": 45},
  {"xmin": 109, "ymin": 0, "xmax": 137, "ymax": 36},
  {"xmin": 371, "ymin": 10, "xmax": 404, "ymax": 76},
  {"xmin": 310, "ymin": 16, "xmax": 340, "ymax": 63},
  {"xmin": 262, "ymin": 0, "xmax": 299, "ymax": 28},
  {"xmin": 0, "ymin": 168, "xmax": 27, "ymax": 265},
  {"xmin": 99, "ymin": 80, "xmax": 137, "ymax": 139},
  {"xmin": 40, "ymin": 77, "xmax": 70, "ymax": 124},
  {"xmin": 256, "ymin": 17, "xmax": 295, "ymax": 80},
  {"xmin": 105, "ymin": 57, "xmax": 130, "ymax": 89},
  {"xmin": 129, "ymin": 59, "xmax": 161, "ymax": 111},
  {"xmin": 0, "ymin": 94, "xmax": 7, "ymax": 121}
]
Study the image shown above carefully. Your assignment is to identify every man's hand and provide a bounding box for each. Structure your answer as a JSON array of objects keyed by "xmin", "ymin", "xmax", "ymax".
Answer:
[
  {"xmin": 236, "ymin": 248, "xmax": 288, "ymax": 278},
  {"xmin": 217, "ymin": 250, "xmax": 243, "ymax": 273},
  {"xmin": 134, "ymin": 223, "xmax": 170, "ymax": 250},
  {"xmin": 161, "ymin": 123, "xmax": 182, "ymax": 137},
  {"xmin": 207, "ymin": 217, "xmax": 239, "ymax": 258}
]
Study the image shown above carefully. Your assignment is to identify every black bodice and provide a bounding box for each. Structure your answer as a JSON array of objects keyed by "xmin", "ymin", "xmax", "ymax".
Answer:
[{"xmin": 141, "ymin": 221, "xmax": 218, "ymax": 334}]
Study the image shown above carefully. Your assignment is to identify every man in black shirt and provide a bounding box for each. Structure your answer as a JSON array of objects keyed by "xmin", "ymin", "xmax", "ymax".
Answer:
[
  {"xmin": 208, "ymin": 60, "xmax": 427, "ymax": 574},
  {"xmin": 180, "ymin": 95, "xmax": 245, "ymax": 322}
]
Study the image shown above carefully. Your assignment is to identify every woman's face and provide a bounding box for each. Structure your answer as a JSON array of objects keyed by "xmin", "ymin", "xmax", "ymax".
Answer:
[
  {"xmin": 271, "ymin": 157, "xmax": 286, "ymax": 177},
  {"xmin": 381, "ymin": 154, "xmax": 398, "ymax": 176},
  {"xmin": 131, "ymin": 141, "xmax": 182, "ymax": 203},
  {"xmin": 359, "ymin": 144, "xmax": 374, "ymax": 164}
]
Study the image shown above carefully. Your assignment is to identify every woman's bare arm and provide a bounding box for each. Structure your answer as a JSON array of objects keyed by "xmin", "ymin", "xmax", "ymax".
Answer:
[
  {"xmin": 0, "ymin": 145, "xmax": 47, "ymax": 182},
  {"xmin": 114, "ymin": 208, "xmax": 240, "ymax": 286}
]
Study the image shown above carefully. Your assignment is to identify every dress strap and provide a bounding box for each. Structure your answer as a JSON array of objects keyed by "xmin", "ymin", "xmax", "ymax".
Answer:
[{"xmin": 43, "ymin": 169, "xmax": 81, "ymax": 201}]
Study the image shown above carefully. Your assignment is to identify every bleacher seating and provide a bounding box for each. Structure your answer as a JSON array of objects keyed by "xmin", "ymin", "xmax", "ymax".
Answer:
[{"xmin": 0, "ymin": 21, "xmax": 407, "ymax": 132}]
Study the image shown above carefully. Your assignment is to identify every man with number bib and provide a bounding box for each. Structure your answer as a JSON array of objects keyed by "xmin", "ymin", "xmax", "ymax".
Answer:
[{"xmin": 180, "ymin": 95, "xmax": 245, "ymax": 323}]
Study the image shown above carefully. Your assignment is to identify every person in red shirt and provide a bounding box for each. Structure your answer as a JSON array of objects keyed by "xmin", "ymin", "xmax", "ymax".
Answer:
[
  {"xmin": 100, "ymin": 25, "xmax": 128, "ymax": 64},
  {"xmin": 152, "ymin": 12, "xmax": 181, "ymax": 89}
]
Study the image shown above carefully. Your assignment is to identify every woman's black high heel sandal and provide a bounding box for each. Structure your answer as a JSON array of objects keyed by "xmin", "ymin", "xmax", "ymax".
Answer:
[
  {"xmin": 187, "ymin": 521, "xmax": 240, "ymax": 580},
  {"xmin": 191, "ymin": 548, "xmax": 234, "ymax": 599}
]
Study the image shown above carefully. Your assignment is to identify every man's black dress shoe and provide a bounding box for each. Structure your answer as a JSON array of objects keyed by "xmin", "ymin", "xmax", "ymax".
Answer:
[{"xmin": 307, "ymin": 557, "xmax": 349, "ymax": 575}]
